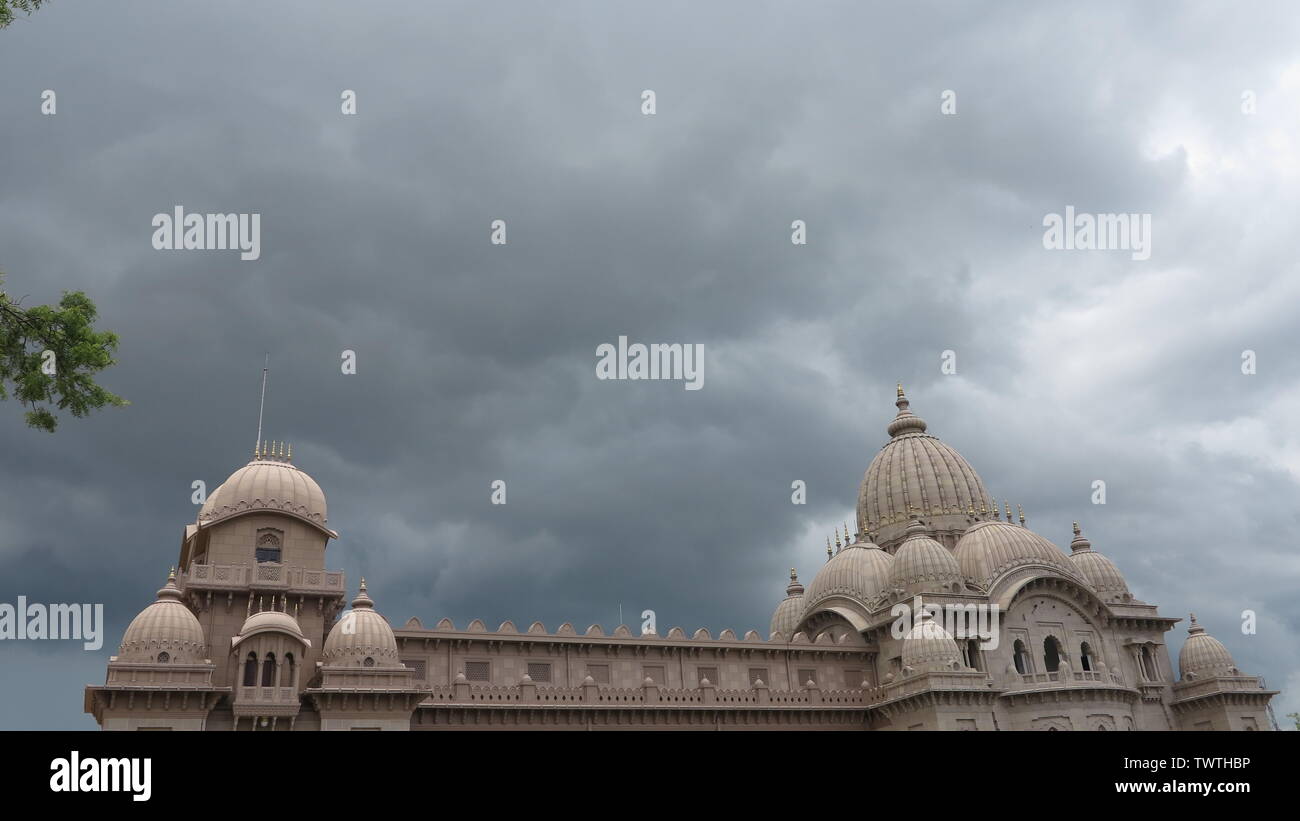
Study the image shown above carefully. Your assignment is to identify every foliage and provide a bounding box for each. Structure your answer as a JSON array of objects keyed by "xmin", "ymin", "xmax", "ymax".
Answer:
[{"xmin": 0, "ymin": 274, "xmax": 127, "ymax": 432}]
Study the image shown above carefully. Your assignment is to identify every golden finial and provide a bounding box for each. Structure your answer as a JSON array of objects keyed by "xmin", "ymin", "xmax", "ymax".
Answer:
[
  {"xmin": 359, "ymin": 577, "xmax": 367, "ymax": 592},
  {"xmin": 287, "ymin": 442, "xmax": 292, "ymax": 461},
  {"xmin": 967, "ymin": 501, "xmax": 975, "ymax": 516},
  {"xmin": 979, "ymin": 501, "xmax": 987, "ymax": 515},
  {"xmin": 835, "ymin": 526, "xmax": 842, "ymax": 549},
  {"xmin": 844, "ymin": 522, "xmax": 853, "ymax": 545},
  {"xmin": 897, "ymin": 381, "xmax": 904, "ymax": 398},
  {"xmin": 991, "ymin": 499, "xmax": 999, "ymax": 519},
  {"xmin": 1018, "ymin": 504, "xmax": 1025, "ymax": 525},
  {"xmin": 826, "ymin": 537, "xmax": 832, "ymax": 560},
  {"xmin": 1072, "ymin": 521, "xmax": 1080, "ymax": 537},
  {"xmin": 1004, "ymin": 501, "xmax": 1012, "ymax": 521},
  {"xmin": 789, "ymin": 567, "xmax": 797, "ymax": 581},
  {"xmin": 167, "ymin": 566, "xmax": 175, "ymax": 581}
]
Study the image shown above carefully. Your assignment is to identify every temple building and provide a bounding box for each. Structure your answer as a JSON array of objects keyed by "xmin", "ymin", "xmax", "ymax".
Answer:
[{"xmin": 84, "ymin": 388, "xmax": 1278, "ymax": 730}]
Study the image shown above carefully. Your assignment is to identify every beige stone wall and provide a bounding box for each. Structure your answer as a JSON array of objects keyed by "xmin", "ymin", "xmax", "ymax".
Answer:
[
  {"xmin": 395, "ymin": 632, "xmax": 871, "ymax": 692},
  {"xmin": 200, "ymin": 513, "xmax": 328, "ymax": 569}
]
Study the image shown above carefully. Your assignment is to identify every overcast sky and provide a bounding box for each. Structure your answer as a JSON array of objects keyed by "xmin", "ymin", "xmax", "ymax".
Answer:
[{"xmin": 2, "ymin": 1, "xmax": 1298, "ymax": 729}]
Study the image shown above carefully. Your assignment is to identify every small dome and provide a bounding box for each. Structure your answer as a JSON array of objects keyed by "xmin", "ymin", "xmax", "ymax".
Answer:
[
  {"xmin": 889, "ymin": 518, "xmax": 962, "ymax": 593},
  {"xmin": 118, "ymin": 571, "xmax": 207, "ymax": 664},
  {"xmin": 900, "ymin": 613, "xmax": 963, "ymax": 673},
  {"xmin": 1067, "ymin": 523, "xmax": 1131, "ymax": 603},
  {"xmin": 1179, "ymin": 614, "xmax": 1239, "ymax": 678},
  {"xmin": 233, "ymin": 609, "xmax": 307, "ymax": 647},
  {"xmin": 857, "ymin": 386, "xmax": 994, "ymax": 551},
  {"xmin": 954, "ymin": 520, "xmax": 1079, "ymax": 588},
  {"xmin": 769, "ymin": 568, "xmax": 805, "ymax": 637},
  {"xmin": 803, "ymin": 537, "xmax": 894, "ymax": 611},
  {"xmin": 198, "ymin": 445, "xmax": 329, "ymax": 532},
  {"xmin": 322, "ymin": 580, "xmax": 401, "ymax": 668}
]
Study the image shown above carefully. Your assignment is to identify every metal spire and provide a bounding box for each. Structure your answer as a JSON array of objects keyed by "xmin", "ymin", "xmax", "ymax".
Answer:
[{"xmin": 255, "ymin": 354, "xmax": 268, "ymax": 454}]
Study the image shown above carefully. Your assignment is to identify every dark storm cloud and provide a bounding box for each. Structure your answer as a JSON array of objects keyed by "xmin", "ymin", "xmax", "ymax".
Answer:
[{"xmin": 1, "ymin": 0, "xmax": 1298, "ymax": 727}]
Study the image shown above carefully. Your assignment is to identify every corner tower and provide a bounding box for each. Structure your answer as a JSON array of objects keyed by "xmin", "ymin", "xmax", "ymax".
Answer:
[{"xmin": 173, "ymin": 441, "xmax": 347, "ymax": 728}]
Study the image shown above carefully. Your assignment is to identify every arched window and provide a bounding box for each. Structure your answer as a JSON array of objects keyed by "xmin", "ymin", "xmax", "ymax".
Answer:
[
  {"xmin": 254, "ymin": 529, "xmax": 283, "ymax": 564},
  {"xmin": 281, "ymin": 653, "xmax": 295, "ymax": 687},
  {"xmin": 156, "ymin": 651, "xmax": 170, "ymax": 664},
  {"xmin": 1013, "ymin": 640, "xmax": 1031, "ymax": 674},
  {"xmin": 1043, "ymin": 636, "xmax": 1062, "ymax": 673},
  {"xmin": 1079, "ymin": 642, "xmax": 1094, "ymax": 672},
  {"xmin": 243, "ymin": 652, "xmax": 258, "ymax": 687},
  {"xmin": 261, "ymin": 652, "xmax": 277, "ymax": 687},
  {"xmin": 1140, "ymin": 645, "xmax": 1159, "ymax": 681},
  {"xmin": 363, "ymin": 657, "xmax": 375, "ymax": 668}
]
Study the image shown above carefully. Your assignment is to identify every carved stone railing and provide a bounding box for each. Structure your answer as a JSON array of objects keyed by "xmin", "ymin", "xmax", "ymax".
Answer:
[
  {"xmin": 183, "ymin": 563, "xmax": 344, "ymax": 595},
  {"xmin": 422, "ymin": 680, "xmax": 873, "ymax": 708},
  {"xmin": 1016, "ymin": 669, "xmax": 1121, "ymax": 687}
]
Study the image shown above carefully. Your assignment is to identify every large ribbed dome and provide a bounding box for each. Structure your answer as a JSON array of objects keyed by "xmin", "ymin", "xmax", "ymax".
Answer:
[
  {"xmin": 954, "ymin": 520, "xmax": 1079, "ymax": 588},
  {"xmin": 890, "ymin": 518, "xmax": 963, "ymax": 594},
  {"xmin": 1179, "ymin": 615, "xmax": 1239, "ymax": 678},
  {"xmin": 858, "ymin": 386, "xmax": 994, "ymax": 551},
  {"xmin": 803, "ymin": 539, "xmax": 894, "ymax": 611},
  {"xmin": 1067, "ymin": 523, "xmax": 1131, "ymax": 603},
  {"xmin": 769, "ymin": 569, "xmax": 806, "ymax": 637},
  {"xmin": 117, "ymin": 571, "xmax": 207, "ymax": 664},
  {"xmin": 198, "ymin": 443, "xmax": 329, "ymax": 531},
  {"xmin": 322, "ymin": 581, "xmax": 401, "ymax": 668}
]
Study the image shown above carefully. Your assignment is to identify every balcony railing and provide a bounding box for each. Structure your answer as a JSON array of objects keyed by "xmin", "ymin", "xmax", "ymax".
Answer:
[
  {"xmin": 235, "ymin": 685, "xmax": 298, "ymax": 704},
  {"xmin": 183, "ymin": 563, "xmax": 344, "ymax": 595}
]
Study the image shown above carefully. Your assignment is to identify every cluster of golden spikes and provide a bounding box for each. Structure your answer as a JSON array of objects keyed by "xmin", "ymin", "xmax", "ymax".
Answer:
[{"xmin": 253, "ymin": 440, "xmax": 292, "ymax": 461}]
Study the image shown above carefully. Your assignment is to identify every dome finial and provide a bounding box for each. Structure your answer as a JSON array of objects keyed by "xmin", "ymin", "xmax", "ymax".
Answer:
[
  {"xmin": 991, "ymin": 499, "xmax": 999, "ymax": 520},
  {"xmin": 1004, "ymin": 501, "xmax": 1012, "ymax": 522},
  {"xmin": 784, "ymin": 567, "xmax": 804, "ymax": 598},
  {"xmin": 351, "ymin": 579, "xmax": 375, "ymax": 609},
  {"xmin": 1070, "ymin": 521, "xmax": 1092, "ymax": 552},
  {"xmin": 1017, "ymin": 504, "xmax": 1025, "ymax": 526},
  {"xmin": 155, "ymin": 567, "xmax": 183, "ymax": 601},
  {"xmin": 887, "ymin": 384, "xmax": 927, "ymax": 437},
  {"xmin": 826, "ymin": 537, "xmax": 832, "ymax": 561},
  {"xmin": 1188, "ymin": 613, "xmax": 1205, "ymax": 634},
  {"xmin": 835, "ymin": 526, "xmax": 842, "ymax": 550},
  {"xmin": 844, "ymin": 521, "xmax": 853, "ymax": 545}
]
